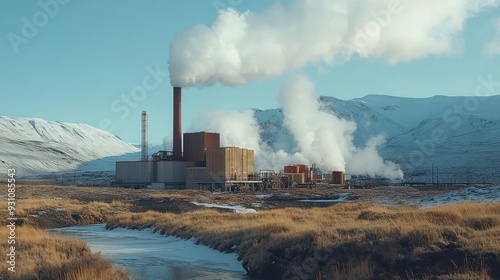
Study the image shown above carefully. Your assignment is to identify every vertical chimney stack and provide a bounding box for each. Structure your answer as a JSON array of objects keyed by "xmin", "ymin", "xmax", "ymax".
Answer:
[
  {"xmin": 173, "ymin": 87, "xmax": 182, "ymax": 161},
  {"xmin": 141, "ymin": 111, "xmax": 148, "ymax": 161}
]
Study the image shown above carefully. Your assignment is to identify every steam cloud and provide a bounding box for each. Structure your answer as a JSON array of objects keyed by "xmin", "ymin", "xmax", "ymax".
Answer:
[
  {"xmin": 174, "ymin": 0, "xmax": 498, "ymax": 179},
  {"xmin": 190, "ymin": 75, "xmax": 404, "ymax": 179},
  {"xmin": 169, "ymin": 0, "xmax": 499, "ymax": 87},
  {"xmin": 485, "ymin": 17, "xmax": 500, "ymax": 55},
  {"xmin": 189, "ymin": 109, "xmax": 307, "ymax": 171}
]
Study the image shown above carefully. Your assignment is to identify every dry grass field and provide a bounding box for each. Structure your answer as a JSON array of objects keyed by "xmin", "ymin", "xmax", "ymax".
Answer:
[
  {"xmin": 0, "ymin": 192, "xmax": 132, "ymax": 280},
  {"xmin": 107, "ymin": 201, "xmax": 500, "ymax": 280},
  {"xmin": 0, "ymin": 225, "xmax": 130, "ymax": 280},
  {"xmin": 2, "ymin": 184, "xmax": 499, "ymax": 279}
]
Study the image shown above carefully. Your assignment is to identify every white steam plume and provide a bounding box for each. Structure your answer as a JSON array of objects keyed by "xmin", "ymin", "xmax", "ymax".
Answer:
[
  {"xmin": 177, "ymin": 0, "xmax": 497, "ymax": 179},
  {"xmin": 189, "ymin": 110, "xmax": 260, "ymax": 152},
  {"xmin": 190, "ymin": 75, "xmax": 404, "ymax": 179},
  {"xmin": 485, "ymin": 17, "xmax": 500, "ymax": 56},
  {"xmin": 280, "ymin": 75, "xmax": 403, "ymax": 179},
  {"xmin": 169, "ymin": 0, "xmax": 499, "ymax": 87},
  {"xmin": 189, "ymin": 109, "xmax": 307, "ymax": 171}
]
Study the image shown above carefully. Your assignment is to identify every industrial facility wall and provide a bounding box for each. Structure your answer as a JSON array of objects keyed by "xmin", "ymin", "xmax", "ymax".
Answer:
[
  {"xmin": 284, "ymin": 173, "xmax": 306, "ymax": 184},
  {"xmin": 116, "ymin": 161, "xmax": 154, "ymax": 183},
  {"xmin": 284, "ymin": 165, "xmax": 300, "ymax": 173},
  {"xmin": 183, "ymin": 132, "xmax": 220, "ymax": 162},
  {"xmin": 185, "ymin": 167, "xmax": 208, "ymax": 189},
  {"xmin": 155, "ymin": 161, "xmax": 195, "ymax": 183},
  {"xmin": 204, "ymin": 133, "xmax": 220, "ymax": 150},
  {"xmin": 206, "ymin": 147, "xmax": 254, "ymax": 180},
  {"xmin": 284, "ymin": 164, "xmax": 309, "ymax": 182},
  {"xmin": 116, "ymin": 161, "xmax": 195, "ymax": 185}
]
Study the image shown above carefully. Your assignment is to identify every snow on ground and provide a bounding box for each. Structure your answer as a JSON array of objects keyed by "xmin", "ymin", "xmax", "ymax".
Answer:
[
  {"xmin": 255, "ymin": 194, "xmax": 273, "ymax": 199},
  {"xmin": 374, "ymin": 186, "xmax": 500, "ymax": 207},
  {"xmin": 297, "ymin": 193, "xmax": 352, "ymax": 203},
  {"xmin": 407, "ymin": 186, "xmax": 500, "ymax": 207},
  {"xmin": 49, "ymin": 224, "xmax": 249, "ymax": 280},
  {"xmin": 191, "ymin": 202, "xmax": 257, "ymax": 213},
  {"xmin": 0, "ymin": 116, "xmax": 138, "ymax": 174},
  {"xmin": 255, "ymin": 95, "xmax": 500, "ymax": 183},
  {"xmin": 3, "ymin": 94, "xmax": 500, "ymax": 185}
]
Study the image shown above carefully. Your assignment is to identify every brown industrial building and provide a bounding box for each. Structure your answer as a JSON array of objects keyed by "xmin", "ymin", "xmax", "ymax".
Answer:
[
  {"xmin": 183, "ymin": 132, "xmax": 220, "ymax": 163},
  {"xmin": 115, "ymin": 86, "xmax": 350, "ymax": 191},
  {"xmin": 283, "ymin": 164, "xmax": 317, "ymax": 185},
  {"xmin": 323, "ymin": 171, "xmax": 345, "ymax": 185},
  {"xmin": 115, "ymin": 87, "xmax": 258, "ymax": 190}
]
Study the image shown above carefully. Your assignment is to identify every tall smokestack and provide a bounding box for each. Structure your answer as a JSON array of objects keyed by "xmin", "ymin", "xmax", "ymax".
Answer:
[
  {"xmin": 173, "ymin": 87, "xmax": 182, "ymax": 161},
  {"xmin": 141, "ymin": 111, "xmax": 148, "ymax": 161}
]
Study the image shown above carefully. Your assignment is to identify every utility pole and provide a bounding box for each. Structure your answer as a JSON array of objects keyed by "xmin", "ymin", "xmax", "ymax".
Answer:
[
  {"xmin": 436, "ymin": 166, "xmax": 439, "ymax": 186},
  {"xmin": 431, "ymin": 163, "xmax": 434, "ymax": 185}
]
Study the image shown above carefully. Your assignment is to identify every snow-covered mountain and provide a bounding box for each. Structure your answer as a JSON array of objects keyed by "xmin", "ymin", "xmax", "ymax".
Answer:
[
  {"xmin": 2, "ymin": 94, "xmax": 499, "ymax": 183},
  {"xmin": 0, "ymin": 116, "xmax": 139, "ymax": 174},
  {"xmin": 255, "ymin": 94, "xmax": 500, "ymax": 183}
]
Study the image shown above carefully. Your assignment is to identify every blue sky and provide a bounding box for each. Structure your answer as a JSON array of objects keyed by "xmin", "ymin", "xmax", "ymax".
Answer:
[{"xmin": 1, "ymin": 0, "xmax": 499, "ymax": 144}]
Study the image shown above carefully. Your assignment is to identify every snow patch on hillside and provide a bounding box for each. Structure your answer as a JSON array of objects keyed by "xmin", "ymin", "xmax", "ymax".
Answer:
[
  {"xmin": 255, "ymin": 94, "xmax": 500, "ymax": 183},
  {"xmin": 0, "ymin": 116, "xmax": 139, "ymax": 174},
  {"xmin": 410, "ymin": 186, "xmax": 500, "ymax": 207}
]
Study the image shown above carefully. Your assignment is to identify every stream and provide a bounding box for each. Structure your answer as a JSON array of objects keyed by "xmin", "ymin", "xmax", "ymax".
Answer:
[{"xmin": 49, "ymin": 224, "xmax": 253, "ymax": 280}]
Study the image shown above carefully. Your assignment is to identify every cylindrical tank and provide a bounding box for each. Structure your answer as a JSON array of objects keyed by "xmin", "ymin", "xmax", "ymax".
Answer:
[
  {"xmin": 297, "ymin": 164, "xmax": 309, "ymax": 182},
  {"xmin": 332, "ymin": 171, "xmax": 345, "ymax": 185}
]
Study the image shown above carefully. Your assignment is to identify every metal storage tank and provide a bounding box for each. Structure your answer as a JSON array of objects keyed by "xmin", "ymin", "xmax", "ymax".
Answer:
[
  {"xmin": 284, "ymin": 173, "xmax": 305, "ymax": 184},
  {"xmin": 183, "ymin": 132, "xmax": 220, "ymax": 163},
  {"xmin": 297, "ymin": 164, "xmax": 309, "ymax": 182},
  {"xmin": 332, "ymin": 171, "xmax": 345, "ymax": 185},
  {"xmin": 323, "ymin": 173, "xmax": 333, "ymax": 183}
]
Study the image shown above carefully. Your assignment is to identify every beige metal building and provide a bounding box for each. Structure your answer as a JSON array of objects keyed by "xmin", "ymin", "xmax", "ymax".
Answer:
[
  {"xmin": 185, "ymin": 147, "xmax": 257, "ymax": 190},
  {"xmin": 206, "ymin": 147, "xmax": 254, "ymax": 181},
  {"xmin": 116, "ymin": 161, "xmax": 154, "ymax": 184},
  {"xmin": 284, "ymin": 173, "xmax": 305, "ymax": 184}
]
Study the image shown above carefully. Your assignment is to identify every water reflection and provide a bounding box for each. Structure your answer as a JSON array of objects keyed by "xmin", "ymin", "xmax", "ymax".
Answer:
[{"xmin": 49, "ymin": 224, "xmax": 252, "ymax": 280}]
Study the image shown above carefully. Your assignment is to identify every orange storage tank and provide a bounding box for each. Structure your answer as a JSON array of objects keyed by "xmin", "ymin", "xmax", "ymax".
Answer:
[
  {"xmin": 297, "ymin": 164, "xmax": 309, "ymax": 182},
  {"xmin": 297, "ymin": 165, "xmax": 308, "ymax": 174},
  {"xmin": 332, "ymin": 171, "xmax": 345, "ymax": 185},
  {"xmin": 284, "ymin": 165, "xmax": 300, "ymax": 173}
]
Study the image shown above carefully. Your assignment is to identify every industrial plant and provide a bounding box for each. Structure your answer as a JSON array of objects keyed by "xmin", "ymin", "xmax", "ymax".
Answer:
[{"xmin": 115, "ymin": 87, "xmax": 347, "ymax": 190}]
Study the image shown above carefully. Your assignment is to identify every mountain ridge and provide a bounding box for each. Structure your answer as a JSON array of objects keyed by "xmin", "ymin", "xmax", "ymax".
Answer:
[
  {"xmin": 1, "ymin": 94, "xmax": 499, "ymax": 183},
  {"xmin": 0, "ymin": 116, "xmax": 139, "ymax": 174},
  {"xmin": 254, "ymin": 94, "xmax": 500, "ymax": 182}
]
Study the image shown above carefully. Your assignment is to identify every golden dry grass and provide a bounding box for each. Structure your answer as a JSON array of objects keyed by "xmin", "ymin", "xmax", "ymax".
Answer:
[
  {"xmin": 107, "ymin": 201, "xmax": 500, "ymax": 279},
  {"xmin": 16, "ymin": 198, "xmax": 132, "ymax": 215},
  {"xmin": 5, "ymin": 184, "xmax": 498, "ymax": 279},
  {"xmin": 4, "ymin": 198, "xmax": 132, "ymax": 229},
  {"xmin": 0, "ymin": 225, "xmax": 129, "ymax": 280}
]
